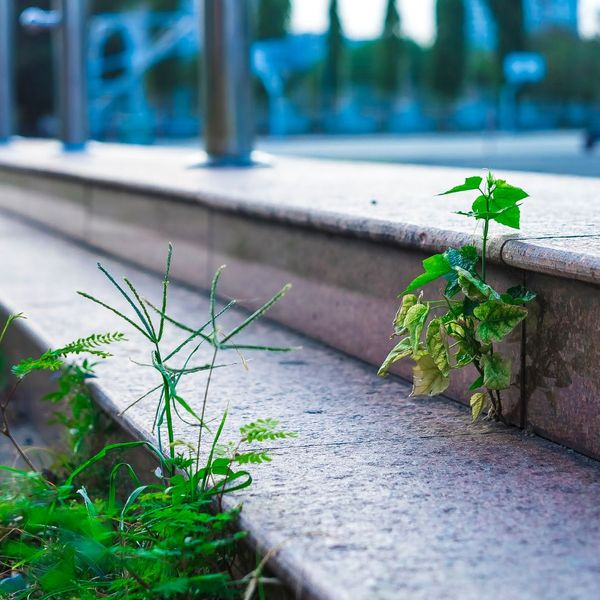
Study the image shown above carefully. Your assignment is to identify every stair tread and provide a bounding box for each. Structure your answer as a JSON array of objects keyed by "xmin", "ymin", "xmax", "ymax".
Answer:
[{"xmin": 1, "ymin": 213, "xmax": 599, "ymax": 600}]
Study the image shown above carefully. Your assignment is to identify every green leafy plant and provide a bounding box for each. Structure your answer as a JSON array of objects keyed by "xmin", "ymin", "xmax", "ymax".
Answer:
[
  {"xmin": 0, "ymin": 246, "xmax": 297, "ymax": 598},
  {"xmin": 379, "ymin": 172, "xmax": 536, "ymax": 422}
]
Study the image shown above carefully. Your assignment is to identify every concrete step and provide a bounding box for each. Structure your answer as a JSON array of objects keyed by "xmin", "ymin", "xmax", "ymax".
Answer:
[
  {"xmin": 1, "ymin": 213, "xmax": 599, "ymax": 600},
  {"xmin": 0, "ymin": 140, "xmax": 598, "ymax": 459}
]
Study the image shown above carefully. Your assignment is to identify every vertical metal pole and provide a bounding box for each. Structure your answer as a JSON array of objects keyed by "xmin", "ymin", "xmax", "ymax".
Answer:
[
  {"xmin": 202, "ymin": 0, "xmax": 259, "ymax": 166},
  {"xmin": 0, "ymin": 0, "xmax": 14, "ymax": 143},
  {"xmin": 54, "ymin": 0, "xmax": 88, "ymax": 151}
]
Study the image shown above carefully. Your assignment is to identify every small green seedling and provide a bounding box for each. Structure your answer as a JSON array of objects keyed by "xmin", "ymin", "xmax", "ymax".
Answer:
[{"xmin": 379, "ymin": 172, "xmax": 536, "ymax": 422}]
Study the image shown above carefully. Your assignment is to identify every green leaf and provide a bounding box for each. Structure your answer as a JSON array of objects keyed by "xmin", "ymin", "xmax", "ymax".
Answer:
[
  {"xmin": 493, "ymin": 181, "xmax": 529, "ymax": 203},
  {"xmin": 454, "ymin": 267, "xmax": 499, "ymax": 301},
  {"xmin": 462, "ymin": 297, "xmax": 480, "ymax": 317},
  {"xmin": 402, "ymin": 254, "xmax": 452, "ymax": 295},
  {"xmin": 211, "ymin": 457, "xmax": 233, "ymax": 475},
  {"xmin": 12, "ymin": 352, "xmax": 64, "ymax": 378},
  {"xmin": 378, "ymin": 338, "xmax": 412, "ymax": 377},
  {"xmin": 426, "ymin": 319, "xmax": 450, "ymax": 376},
  {"xmin": 439, "ymin": 176, "xmax": 483, "ymax": 195},
  {"xmin": 463, "ymin": 180, "xmax": 526, "ymax": 230},
  {"xmin": 482, "ymin": 353, "xmax": 512, "ymax": 390},
  {"xmin": 470, "ymin": 195, "xmax": 488, "ymax": 218},
  {"xmin": 444, "ymin": 320, "xmax": 465, "ymax": 339},
  {"xmin": 443, "ymin": 246, "xmax": 479, "ymax": 297},
  {"xmin": 240, "ymin": 418, "xmax": 298, "ymax": 443},
  {"xmin": 234, "ymin": 450, "xmax": 272, "ymax": 464},
  {"xmin": 501, "ymin": 285, "xmax": 537, "ymax": 305},
  {"xmin": 411, "ymin": 354, "xmax": 450, "ymax": 397},
  {"xmin": 404, "ymin": 303, "xmax": 429, "ymax": 353},
  {"xmin": 468, "ymin": 374, "xmax": 484, "ymax": 391},
  {"xmin": 452, "ymin": 245, "xmax": 478, "ymax": 264},
  {"xmin": 456, "ymin": 347, "xmax": 475, "ymax": 367},
  {"xmin": 491, "ymin": 204, "xmax": 521, "ymax": 229},
  {"xmin": 470, "ymin": 392, "xmax": 486, "ymax": 422},
  {"xmin": 393, "ymin": 294, "xmax": 417, "ymax": 334},
  {"xmin": 474, "ymin": 300, "xmax": 528, "ymax": 343}
]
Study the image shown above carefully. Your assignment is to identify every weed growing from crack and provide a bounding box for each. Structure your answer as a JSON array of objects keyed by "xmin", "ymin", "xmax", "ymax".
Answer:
[
  {"xmin": 379, "ymin": 172, "xmax": 536, "ymax": 422},
  {"xmin": 0, "ymin": 246, "xmax": 297, "ymax": 598}
]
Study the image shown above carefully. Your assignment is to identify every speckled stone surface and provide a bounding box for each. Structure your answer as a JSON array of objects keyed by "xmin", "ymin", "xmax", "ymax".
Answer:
[
  {"xmin": 0, "ymin": 141, "xmax": 598, "ymax": 458},
  {"xmin": 0, "ymin": 214, "xmax": 599, "ymax": 600},
  {"xmin": 0, "ymin": 139, "xmax": 598, "ymax": 285}
]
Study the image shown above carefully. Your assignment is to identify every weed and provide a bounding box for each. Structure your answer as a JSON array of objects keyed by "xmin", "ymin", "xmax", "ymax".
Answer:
[
  {"xmin": 379, "ymin": 172, "xmax": 536, "ymax": 422},
  {"xmin": 0, "ymin": 246, "xmax": 296, "ymax": 598}
]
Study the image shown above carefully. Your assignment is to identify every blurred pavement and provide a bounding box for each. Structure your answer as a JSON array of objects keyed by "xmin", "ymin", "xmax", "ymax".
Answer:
[{"xmin": 257, "ymin": 130, "xmax": 600, "ymax": 178}]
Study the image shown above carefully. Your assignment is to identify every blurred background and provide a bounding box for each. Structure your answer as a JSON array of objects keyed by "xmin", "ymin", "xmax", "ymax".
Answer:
[{"xmin": 13, "ymin": 0, "xmax": 600, "ymax": 175}]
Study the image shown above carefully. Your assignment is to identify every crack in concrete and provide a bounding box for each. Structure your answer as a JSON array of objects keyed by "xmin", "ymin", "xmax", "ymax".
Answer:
[{"xmin": 265, "ymin": 430, "xmax": 513, "ymax": 452}]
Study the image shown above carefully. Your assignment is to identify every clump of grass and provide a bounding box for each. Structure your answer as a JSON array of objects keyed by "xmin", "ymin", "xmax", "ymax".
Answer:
[{"xmin": 0, "ymin": 246, "xmax": 297, "ymax": 599}]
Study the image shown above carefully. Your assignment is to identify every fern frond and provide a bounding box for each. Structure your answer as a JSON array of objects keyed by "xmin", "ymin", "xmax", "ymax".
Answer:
[
  {"xmin": 234, "ymin": 450, "xmax": 272, "ymax": 464},
  {"xmin": 12, "ymin": 352, "xmax": 63, "ymax": 378},
  {"xmin": 11, "ymin": 332, "xmax": 125, "ymax": 379},
  {"xmin": 54, "ymin": 332, "xmax": 126, "ymax": 358},
  {"xmin": 239, "ymin": 418, "xmax": 298, "ymax": 443}
]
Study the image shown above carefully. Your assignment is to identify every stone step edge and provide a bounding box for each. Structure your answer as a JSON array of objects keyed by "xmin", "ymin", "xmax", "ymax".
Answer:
[
  {"xmin": 0, "ymin": 299, "xmax": 321, "ymax": 599},
  {"xmin": 0, "ymin": 143, "xmax": 597, "ymax": 287}
]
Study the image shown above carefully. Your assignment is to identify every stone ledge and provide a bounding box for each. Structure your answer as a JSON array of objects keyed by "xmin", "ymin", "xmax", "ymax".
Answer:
[
  {"xmin": 0, "ymin": 142, "xmax": 598, "ymax": 458},
  {"xmin": 0, "ymin": 139, "xmax": 598, "ymax": 285},
  {"xmin": 1, "ymin": 214, "xmax": 599, "ymax": 600}
]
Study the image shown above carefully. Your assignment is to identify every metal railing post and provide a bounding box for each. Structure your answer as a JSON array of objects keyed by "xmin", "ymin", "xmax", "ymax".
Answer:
[
  {"xmin": 20, "ymin": 0, "xmax": 89, "ymax": 151},
  {"xmin": 201, "ymin": 0, "xmax": 265, "ymax": 166},
  {"xmin": 55, "ymin": 0, "xmax": 88, "ymax": 151},
  {"xmin": 0, "ymin": 0, "xmax": 15, "ymax": 144}
]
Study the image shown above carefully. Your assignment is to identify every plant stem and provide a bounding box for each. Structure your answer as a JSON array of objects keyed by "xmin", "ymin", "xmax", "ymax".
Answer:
[
  {"xmin": 154, "ymin": 346, "xmax": 175, "ymax": 464},
  {"xmin": 494, "ymin": 390, "xmax": 505, "ymax": 423},
  {"xmin": 481, "ymin": 216, "xmax": 490, "ymax": 284},
  {"xmin": 1, "ymin": 426, "xmax": 38, "ymax": 472},
  {"xmin": 0, "ymin": 380, "xmax": 38, "ymax": 472},
  {"xmin": 196, "ymin": 346, "xmax": 218, "ymax": 472}
]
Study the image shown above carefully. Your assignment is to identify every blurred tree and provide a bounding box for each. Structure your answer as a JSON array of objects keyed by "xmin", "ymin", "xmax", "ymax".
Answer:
[
  {"xmin": 377, "ymin": 0, "xmax": 404, "ymax": 99},
  {"xmin": 323, "ymin": 0, "xmax": 345, "ymax": 109},
  {"xmin": 405, "ymin": 39, "xmax": 426, "ymax": 92},
  {"xmin": 486, "ymin": 0, "xmax": 526, "ymax": 80},
  {"xmin": 466, "ymin": 50, "xmax": 500, "ymax": 91},
  {"xmin": 350, "ymin": 41, "xmax": 379, "ymax": 88},
  {"xmin": 431, "ymin": 0, "xmax": 466, "ymax": 101},
  {"xmin": 529, "ymin": 29, "xmax": 600, "ymax": 104},
  {"xmin": 257, "ymin": 0, "xmax": 291, "ymax": 40},
  {"xmin": 92, "ymin": 0, "xmax": 138, "ymax": 11}
]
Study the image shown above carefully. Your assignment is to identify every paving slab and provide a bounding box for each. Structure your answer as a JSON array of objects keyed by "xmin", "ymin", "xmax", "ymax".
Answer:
[{"xmin": 0, "ymin": 213, "xmax": 599, "ymax": 600}]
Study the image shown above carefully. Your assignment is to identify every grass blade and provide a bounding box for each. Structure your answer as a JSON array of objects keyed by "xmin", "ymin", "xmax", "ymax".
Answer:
[
  {"xmin": 66, "ymin": 441, "xmax": 166, "ymax": 487},
  {"xmin": 0, "ymin": 313, "xmax": 25, "ymax": 345},
  {"xmin": 124, "ymin": 277, "xmax": 156, "ymax": 340},
  {"xmin": 210, "ymin": 266, "xmax": 226, "ymax": 347},
  {"xmin": 221, "ymin": 284, "xmax": 291, "ymax": 344},
  {"xmin": 77, "ymin": 291, "xmax": 151, "ymax": 340},
  {"xmin": 157, "ymin": 243, "xmax": 173, "ymax": 342},
  {"xmin": 96, "ymin": 262, "xmax": 155, "ymax": 340}
]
